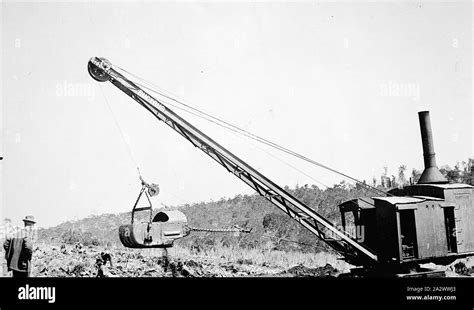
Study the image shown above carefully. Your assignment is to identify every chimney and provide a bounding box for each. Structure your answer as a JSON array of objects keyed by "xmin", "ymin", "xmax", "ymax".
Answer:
[{"xmin": 417, "ymin": 111, "xmax": 448, "ymax": 184}]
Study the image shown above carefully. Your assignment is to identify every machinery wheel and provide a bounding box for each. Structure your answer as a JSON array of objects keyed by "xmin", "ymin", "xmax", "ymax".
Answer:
[{"xmin": 88, "ymin": 57, "xmax": 109, "ymax": 82}]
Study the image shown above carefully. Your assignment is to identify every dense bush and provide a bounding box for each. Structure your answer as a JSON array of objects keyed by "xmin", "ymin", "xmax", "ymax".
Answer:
[{"xmin": 61, "ymin": 229, "xmax": 101, "ymax": 246}]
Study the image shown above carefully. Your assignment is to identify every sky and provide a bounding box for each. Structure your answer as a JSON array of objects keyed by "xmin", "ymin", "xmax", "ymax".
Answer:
[{"xmin": 0, "ymin": 1, "xmax": 472, "ymax": 228}]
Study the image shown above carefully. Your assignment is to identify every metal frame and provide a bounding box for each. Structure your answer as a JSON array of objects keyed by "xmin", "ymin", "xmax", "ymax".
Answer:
[
  {"xmin": 131, "ymin": 185, "xmax": 153, "ymax": 224},
  {"xmin": 88, "ymin": 57, "xmax": 378, "ymax": 266}
]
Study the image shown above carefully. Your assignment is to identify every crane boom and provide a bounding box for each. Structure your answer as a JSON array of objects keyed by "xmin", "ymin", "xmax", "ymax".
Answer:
[{"xmin": 88, "ymin": 57, "xmax": 378, "ymax": 266}]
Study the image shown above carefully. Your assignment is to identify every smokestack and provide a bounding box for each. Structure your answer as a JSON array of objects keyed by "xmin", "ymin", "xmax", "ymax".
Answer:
[{"xmin": 417, "ymin": 111, "xmax": 448, "ymax": 184}]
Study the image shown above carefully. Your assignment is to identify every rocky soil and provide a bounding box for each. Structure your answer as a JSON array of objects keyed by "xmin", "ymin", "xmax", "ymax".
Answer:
[
  {"xmin": 21, "ymin": 243, "xmax": 474, "ymax": 278},
  {"xmin": 29, "ymin": 243, "xmax": 348, "ymax": 278}
]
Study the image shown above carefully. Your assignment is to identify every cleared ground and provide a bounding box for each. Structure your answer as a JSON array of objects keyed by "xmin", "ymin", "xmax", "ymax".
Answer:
[{"xmin": 17, "ymin": 243, "xmax": 474, "ymax": 278}]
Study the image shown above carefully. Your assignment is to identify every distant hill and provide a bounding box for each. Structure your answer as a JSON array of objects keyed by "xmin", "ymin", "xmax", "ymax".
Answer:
[
  {"xmin": 37, "ymin": 182, "xmax": 371, "ymax": 254},
  {"xmin": 37, "ymin": 159, "xmax": 472, "ymax": 253}
]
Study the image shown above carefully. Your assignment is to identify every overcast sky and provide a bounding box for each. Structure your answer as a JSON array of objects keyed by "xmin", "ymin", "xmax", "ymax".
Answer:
[{"xmin": 1, "ymin": 1, "xmax": 472, "ymax": 228}]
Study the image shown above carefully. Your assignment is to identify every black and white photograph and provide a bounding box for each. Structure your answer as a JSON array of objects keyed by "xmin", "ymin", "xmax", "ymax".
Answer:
[{"xmin": 0, "ymin": 0, "xmax": 473, "ymax": 308}]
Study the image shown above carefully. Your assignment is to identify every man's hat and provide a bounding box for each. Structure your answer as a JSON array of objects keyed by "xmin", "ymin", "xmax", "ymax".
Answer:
[{"xmin": 22, "ymin": 215, "xmax": 36, "ymax": 224}]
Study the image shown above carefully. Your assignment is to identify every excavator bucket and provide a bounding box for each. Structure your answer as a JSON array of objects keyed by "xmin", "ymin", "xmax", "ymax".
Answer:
[{"xmin": 119, "ymin": 210, "xmax": 190, "ymax": 248}]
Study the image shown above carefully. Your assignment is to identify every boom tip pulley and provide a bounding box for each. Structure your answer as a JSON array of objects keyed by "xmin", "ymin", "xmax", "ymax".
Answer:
[{"xmin": 88, "ymin": 57, "xmax": 111, "ymax": 82}]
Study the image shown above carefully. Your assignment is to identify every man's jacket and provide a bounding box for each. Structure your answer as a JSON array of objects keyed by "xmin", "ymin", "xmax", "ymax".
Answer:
[{"xmin": 3, "ymin": 237, "xmax": 33, "ymax": 273}]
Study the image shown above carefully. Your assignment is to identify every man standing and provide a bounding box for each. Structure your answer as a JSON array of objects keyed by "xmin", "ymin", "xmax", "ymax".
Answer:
[{"xmin": 3, "ymin": 216, "xmax": 35, "ymax": 277}]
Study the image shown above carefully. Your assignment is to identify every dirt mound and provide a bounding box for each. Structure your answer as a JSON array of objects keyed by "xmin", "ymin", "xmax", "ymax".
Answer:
[{"xmin": 281, "ymin": 263, "xmax": 338, "ymax": 277}]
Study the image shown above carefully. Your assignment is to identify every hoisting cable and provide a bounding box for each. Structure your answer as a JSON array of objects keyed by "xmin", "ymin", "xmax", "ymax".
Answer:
[
  {"xmin": 122, "ymin": 79, "xmax": 378, "ymax": 216},
  {"xmin": 101, "ymin": 64, "xmax": 362, "ymax": 241},
  {"xmin": 100, "ymin": 84, "xmax": 160, "ymax": 225},
  {"xmin": 223, "ymin": 120, "xmax": 331, "ymax": 189},
  {"xmin": 115, "ymin": 86, "xmax": 334, "ymax": 195},
  {"xmin": 237, "ymin": 134, "xmax": 371, "ymax": 213},
  {"xmin": 113, "ymin": 65, "xmax": 389, "ymax": 197},
  {"xmin": 120, "ymin": 77, "xmax": 341, "ymax": 201},
  {"xmin": 101, "ymin": 65, "xmax": 378, "ymax": 242},
  {"xmin": 99, "ymin": 83, "xmax": 141, "ymax": 178}
]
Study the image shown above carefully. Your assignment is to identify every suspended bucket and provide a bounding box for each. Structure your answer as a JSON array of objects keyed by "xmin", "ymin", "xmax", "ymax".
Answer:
[{"xmin": 119, "ymin": 210, "xmax": 190, "ymax": 248}]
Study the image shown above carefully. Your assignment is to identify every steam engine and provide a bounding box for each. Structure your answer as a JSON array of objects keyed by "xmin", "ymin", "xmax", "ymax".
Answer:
[{"xmin": 339, "ymin": 111, "xmax": 474, "ymax": 265}]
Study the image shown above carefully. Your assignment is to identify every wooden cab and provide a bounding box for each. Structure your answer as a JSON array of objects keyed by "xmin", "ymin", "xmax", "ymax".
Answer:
[{"xmin": 339, "ymin": 183, "xmax": 474, "ymax": 265}]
